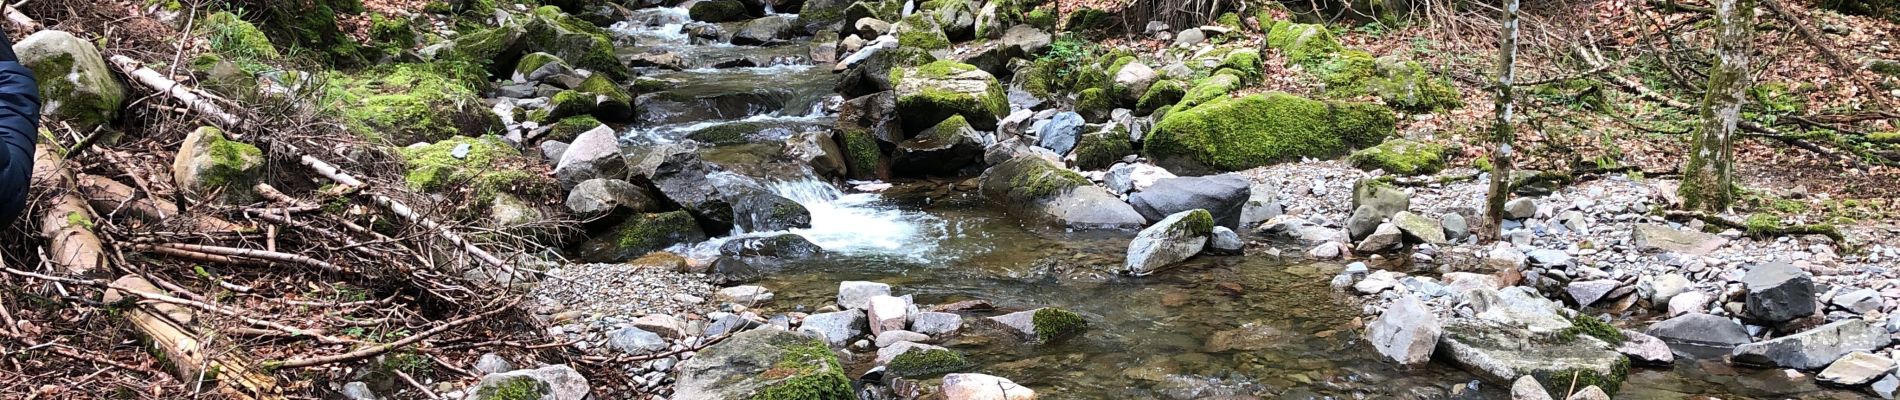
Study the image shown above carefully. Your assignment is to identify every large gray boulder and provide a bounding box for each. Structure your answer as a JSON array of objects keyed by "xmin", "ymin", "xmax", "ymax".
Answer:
[
  {"xmin": 565, "ymin": 178, "xmax": 659, "ymax": 219},
  {"xmin": 1633, "ymin": 223, "xmax": 1728, "ymax": 255},
  {"xmin": 1644, "ymin": 313, "xmax": 1752, "ymax": 353},
  {"xmin": 1368, "ymin": 294, "xmax": 1440, "ymax": 365},
  {"xmin": 1129, "ymin": 175, "xmax": 1251, "ymax": 230},
  {"xmin": 1732, "ymin": 319, "xmax": 1886, "ymax": 370},
  {"xmin": 1348, "ymin": 179, "xmax": 1411, "ymax": 241},
  {"xmin": 1237, "ymin": 183, "xmax": 1282, "ymax": 230},
  {"xmin": 470, "ymin": 364, "xmax": 591, "ymax": 400},
  {"xmin": 1465, "ymin": 287, "xmax": 1572, "ymax": 334},
  {"xmin": 999, "ymin": 25, "xmax": 1052, "ymax": 57},
  {"xmin": 941, "ymin": 373, "xmax": 1035, "ymax": 399},
  {"xmin": 1036, "ymin": 111, "xmax": 1084, "ymax": 155},
  {"xmin": 837, "ymin": 281, "xmax": 891, "ymax": 309},
  {"xmin": 1113, "ymin": 61, "xmax": 1159, "ymax": 101},
  {"xmin": 607, "ymin": 327, "xmax": 667, "ymax": 355},
  {"xmin": 1435, "ymin": 319, "xmax": 1627, "ymax": 397},
  {"xmin": 891, "ymin": 60, "xmax": 1008, "ymax": 132},
  {"xmin": 16, "ymin": 30, "xmax": 126, "ymax": 131},
  {"xmin": 797, "ymin": 309, "xmax": 868, "ymax": 347},
  {"xmin": 1740, "ymin": 262, "xmax": 1816, "ymax": 323},
  {"xmin": 1125, "ymin": 209, "xmax": 1214, "ymax": 275},
  {"xmin": 731, "ymin": 15, "xmax": 796, "ymax": 45},
  {"xmin": 673, "ymin": 329, "xmax": 853, "ymax": 400},
  {"xmin": 641, "ymin": 147, "xmax": 811, "ymax": 233},
  {"xmin": 979, "ymin": 152, "xmax": 1145, "ymax": 230},
  {"xmin": 892, "ymin": 114, "xmax": 985, "ymax": 176},
  {"xmin": 554, "ymin": 126, "xmax": 628, "ymax": 189},
  {"xmin": 1390, "ymin": 211, "xmax": 1446, "ymax": 244}
]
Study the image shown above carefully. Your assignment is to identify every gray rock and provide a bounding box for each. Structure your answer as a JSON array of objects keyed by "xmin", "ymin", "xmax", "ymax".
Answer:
[
  {"xmin": 1348, "ymin": 179, "xmax": 1410, "ymax": 240},
  {"xmin": 941, "ymin": 373, "xmax": 1035, "ymax": 399},
  {"xmin": 1130, "ymin": 175, "xmax": 1253, "ymax": 230},
  {"xmin": 539, "ymin": 140, "xmax": 569, "ymax": 162},
  {"xmin": 1391, "ymin": 211, "xmax": 1446, "ymax": 244},
  {"xmin": 1237, "ymin": 183, "xmax": 1282, "ymax": 229},
  {"xmin": 1668, "ymin": 292, "xmax": 1710, "ymax": 317},
  {"xmin": 867, "ymin": 295, "xmax": 912, "ymax": 335},
  {"xmin": 838, "ymin": 281, "xmax": 891, "ymax": 309},
  {"xmin": 1818, "ymin": 351, "xmax": 1896, "ymax": 386},
  {"xmin": 1037, "ymin": 111, "xmax": 1084, "ymax": 155},
  {"xmin": 1527, "ymin": 249, "xmax": 1574, "ymax": 269},
  {"xmin": 875, "ymin": 330, "xmax": 930, "ymax": 347},
  {"xmin": 608, "ymin": 327, "xmax": 668, "ymax": 355},
  {"xmin": 1113, "ymin": 61, "xmax": 1159, "ymax": 100},
  {"xmin": 554, "ymin": 126, "xmax": 628, "ymax": 189},
  {"xmin": 673, "ymin": 329, "xmax": 849, "ymax": 400},
  {"xmin": 704, "ymin": 313, "xmax": 761, "ymax": 337},
  {"xmin": 474, "ymin": 353, "xmax": 515, "ymax": 375},
  {"xmin": 1355, "ymin": 270, "xmax": 1401, "ymax": 295},
  {"xmin": 1000, "ymin": 25, "xmax": 1052, "ymax": 57},
  {"xmin": 1368, "ymin": 295, "xmax": 1440, "ymax": 365},
  {"xmin": 854, "ymin": 18, "xmax": 891, "ymax": 38},
  {"xmin": 1172, "ymin": 28, "xmax": 1205, "ymax": 47},
  {"xmin": 1467, "ymin": 287, "xmax": 1571, "ymax": 333},
  {"xmin": 1732, "ymin": 319, "xmax": 1886, "ymax": 370},
  {"xmin": 980, "ymin": 152, "xmax": 1146, "ymax": 230},
  {"xmin": 716, "ymin": 285, "xmax": 775, "ymax": 304},
  {"xmin": 342, "ymin": 381, "xmax": 378, "ymax": 400},
  {"xmin": 1104, "ymin": 162, "xmax": 1176, "ymax": 194},
  {"xmin": 1435, "ymin": 319, "xmax": 1624, "ymax": 395},
  {"xmin": 732, "ymin": 15, "xmax": 795, "ymax": 45},
  {"xmin": 1873, "ymin": 373, "xmax": 1900, "ymax": 399},
  {"xmin": 1633, "ymin": 223, "xmax": 1729, "ymax": 255},
  {"xmin": 1834, "ymin": 288, "xmax": 1883, "ymax": 314},
  {"xmin": 470, "ymin": 364, "xmax": 590, "ymax": 400},
  {"xmin": 892, "ymin": 114, "xmax": 985, "ymax": 176},
  {"xmin": 1511, "ymin": 375, "xmax": 1553, "ymax": 400},
  {"xmin": 719, "ymin": 234, "xmax": 823, "ymax": 261},
  {"xmin": 1617, "ymin": 330, "xmax": 1675, "ymax": 366},
  {"xmin": 797, "ymin": 309, "xmax": 868, "ymax": 347},
  {"xmin": 1441, "ymin": 213, "xmax": 1470, "ymax": 240},
  {"xmin": 1355, "ymin": 223, "xmax": 1404, "ymax": 254},
  {"xmin": 1646, "ymin": 313, "xmax": 1752, "ymax": 352},
  {"xmin": 1504, "ymin": 198, "xmax": 1536, "ymax": 219},
  {"xmin": 1566, "ymin": 386, "xmax": 1609, "ymax": 400},
  {"xmin": 910, "ymin": 311, "xmax": 962, "ymax": 336},
  {"xmin": 1125, "ymin": 209, "xmax": 1214, "ymax": 275},
  {"xmin": 565, "ymin": 178, "xmax": 659, "ymax": 218},
  {"xmin": 633, "ymin": 314, "xmax": 687, "ymax": 338},
  {"xmin": 15, "ymin": 30, "xmax": 126, "ymax": 131},
  {"xmin": 1206, "ymin": 226, "xmax": 1243, "ymax": 255},
  {"xmin": 172, "ymin": 126, "xmax": 263, "ymax": 201},
  {"xmin": 1649, "ymin": 273, "xmax": 1691, "ymax": 307},
  {"xmin": 1566, "ymin": 279, "xmax": 1620, "ymax": 307},
  {"xmin": 1740, "ymin": 262, "xmax": 1816, "ymax": 323}
]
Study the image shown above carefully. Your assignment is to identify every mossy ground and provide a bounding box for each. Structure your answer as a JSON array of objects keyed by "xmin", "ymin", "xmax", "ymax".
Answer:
[
  {"xmin": 322, "ymin": 62, "xmax": 497, "ymax": 143},
  {"xmin": 1032, "ymin": 307, "xmax": 1087, "ymax": 343},
  {"xmin": 397, "ymin": 136, "xmax": 543, "ymax": 203},
  {"xmin": 546, "ymin": 115, "xmax": 603, "ymax": 142},
  {"xmin": 474, "ymin": 376, "xmax": 549, "ymax": 400}
]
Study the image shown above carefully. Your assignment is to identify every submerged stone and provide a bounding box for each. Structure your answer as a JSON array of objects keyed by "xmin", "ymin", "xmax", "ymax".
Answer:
[{"xmin": 1125, "ymin": 209, "xmax": 1215, "ymax": 275}]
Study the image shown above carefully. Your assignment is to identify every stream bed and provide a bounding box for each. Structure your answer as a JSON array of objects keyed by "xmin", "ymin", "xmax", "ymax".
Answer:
[{"xmin": 595, "ymin": 6, "xmax": 1875, "ymax": 399}]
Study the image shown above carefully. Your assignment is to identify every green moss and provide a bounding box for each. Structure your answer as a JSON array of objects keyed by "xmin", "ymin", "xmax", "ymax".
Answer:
[
  {"xmin": 1076, "ymin": 87, "xmax": 1114, "ymax": 114},
  {"xmin": 398, "ymin": 135, "xmax": 533, "ymax": 196},
  {"xmin": 370, "ymin": 13, "xmax": 418, "ymax": 50},
  {"xmin": 1032, "ymin": 307, "xmax": 1087, "ymax": 343},
  {"xmin": 1148, "ymin": 92, "xmax": 1392, "ymax": 171},
  {"xmin": 753, "ymin": 339, "xmax": 853, "ymax": 400},
  {"xmin": 323, "ymin": 62, "xmax": 496, "ymax": 143},
  {"xmin": 890, "ymin": 60, "xmax": 1008, "ymax": 130},
  {"xmin": 1316, "ymin": 49, "xmax": 1378, "ymax": 91},
  {"xmin": 1348, "ymin": 139, "xmax": 1446, "ymax": 175},
  {"xmin": 1872, "ymin": 60, "xmax": 1900, "ymax": 76},
  {"xmin": 1025, "ymin": 8, "xmax": 1057, "ymax": 29},
  {"xmin": 630, "ymin": 78, "xmax": 668, "ymax": 93},
  {"xmin": 1353, "ymin": 56, "xmax": 1462, "ymax": 112},
  {"xmin": 841, "ymin": 128, "xmax": 882, "ymax": 178},
  {"xmin": 1266, "ymin": 21, "xmax": 1340, "ymax": 64},
  {"xmin": 1748, "ymin": 82, "xmax": 1805, "ymax": 114},
  {"xmin": 547, "ymin": 90, "xmax": 597, "ymax": 121},
  {"xmin": 1063, "ymin": 7, "xmax": 1111, "ymax": 31},
  {"xmin": 1218, "ymin": 49, "xmax": 1263, "ymax": 82},
  {"xmin": 240, "ymin": 0, "xmax": 367, "ymax": 66},
  {"xmin": 201, "ymin": 134, "xmax": 263, "ymax": 188},
  {"xmin": 1175, "ymin": 74, "xmax": 1240, "ymax": 111},
  {"xmin": 546, "ymin": 115, "xmax": 602, "ymax": 142},
  {"xmin": 202, "ymin": 12, "xmax": 280, "ymax": 60},
  {"xmin": 1137, "ymin": 79, "xmax": 1186, "ymax": 114},
  {"xmin": 1173, "ymin": 209, "xmax": 1216, "ymax": 236},
  {"xmin": 514, "ymin": 52, "xmax": 565, "ymax": 77},
  {"xmin": 1216, "ymin": 12, "xmax": 1242, "ymax": 29},
  {"xmin": 897, "ymin": 14, "xmax": 951, "ymax": 50},
  {"xmin": 451, "ymin": 26, "xmax": 520, "ymax": 64},
  {"xmin": 886, "ymin": 348, "xmax": 969, "ymax": 377},
  {"xmin": 577, "ymin": 73, "xmax": 632, "ymax": 119},
  {"xmin": 1557, "ymin": 316, "xmax": 1625, "ymax": 345},
  {"xmin": 65, "ymin": 211, "xmax": 94, "ymax": 230},
  {"xmin": 1743, "ymin": 213, "xmax": 1780, "ymax": 234},
  {"xmin": 616, "ymin": 211, "xmax": 705, "ymax": 253},
  {"xmin": 474, "ymin": 376, "xmax": 550, "ymax": 400},
  {"xmin": 1073, "ymin": 126, "xmax": 1133, "ymax": 170},
  {"xmin": 1531, "ymin": 357, "xmax": 1629, "ymax": 398},
  {"xmin": 1869, "ymin": 131, "xmax": 1900, "ymax": 143}
]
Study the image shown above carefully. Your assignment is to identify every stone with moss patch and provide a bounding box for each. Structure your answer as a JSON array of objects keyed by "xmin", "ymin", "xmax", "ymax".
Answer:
[
  {"xmin": 886, "ymin": 348, "xmax": 969, "ymax": 377},
  {"xmin": 15, "ymin": 30, "xmax": 128, "ymax": 132},
  {"xmin": 1266, "ymin": 21, "xmax": 1340, "ymax": 64},
  {"xmin": 893, "ymin": 115, "xmax": 984, "ymax": 176},
  {"xmin": 1073, "ymin": 126, "xmax": 1133, "ymax": 170},
  {"xmin": 673, "ymin": 328, "xmax": 854, "ymax": 400},
  {"xmin": 171, "ymin": 127, "xmax": 263, "ymax": 203},
  {"xmin": 1075, "ymin": 87, "xmax": 1115, "ymax": 122},
  {"xmin": 514, "ymin": 52, "xmax": 566, "ymax": 78},
  {"xmin": 1349, "ymin": 139, "xmax": 1446, "ymax": 175},
  {"xmin": 1175, "ymin": 73, "xmax": 1240, "ymax": 111},
  {"xmin": 1032, "ymin": 307, "xmax": 1088, "ymax": 342},
  {"xmin": 576, "ymin": 74, "xmax": 634, "ymax": 121},
  {"xmin": 201, "ymin": 12, "xmax": 281, "ymax": 60},
  {"xmin": 1137, "ymin": 79, "xmax": 1186, "ymax": 114},
  {"xmin": 1321, "ymin": 53, "xmax": 1461, "ymax": 112},
  {"xmin": 324, "ymin": 63, "xmax": 499, "ymax": 143},
  {"xmin": 546, "ymin": 115, "xmax": 603, "ymax": 142},
  {"xmin": 890, "ymin": 60, "xmax": 1009, "ymax": 133},
  {"xmin": 978, "ymin": 155, "xmax": 1088, "ymax": 204},
  {"xmin": 1438, "ymin": 319, "xmax": 1628, "ymax": 398},
  {"xmin": 398, "ymin": 136, "xmax": 548, "ymax": 205},
  {"xmin": 840, "ymin": 128, "xmax": 886, "ymax": 179},
  {"xmin": 896, "ymin": 14, "xmax": 951, "ymax": 50},
  {"xmin": 1147, "ymin": 92, "xmax": 1393, "ymax": 173},
  {"xmin": 612, "ymin": 211, "xmax": 709, "ymax": 257},
  {"xmin": 1218, "ymin": 49, "xmax": 1263, "ymax": 82},
  {"xmin": 690, "ymin": 0, "xmax": 753, "ymax": 22},
  {"xmin": 470, "ymin": 364, "xmax": 590, "ymax": 400}
]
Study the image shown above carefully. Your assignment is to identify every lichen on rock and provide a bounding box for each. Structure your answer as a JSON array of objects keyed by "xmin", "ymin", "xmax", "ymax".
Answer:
[
  {"xmin": 171, "ymin": 126, "xmax": 264, "ymax": 202},
  {"xmin": 15, "ymin": 30, "xmax": 128, "ymax": 132}
]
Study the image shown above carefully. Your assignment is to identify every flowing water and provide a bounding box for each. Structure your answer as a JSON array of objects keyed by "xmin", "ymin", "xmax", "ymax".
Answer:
[{"xmin": 600, "ymin": 8, "xmax": 1875, "ymax": 399}]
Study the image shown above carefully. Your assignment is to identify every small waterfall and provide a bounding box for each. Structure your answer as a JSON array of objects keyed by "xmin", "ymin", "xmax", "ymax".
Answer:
[
  {"xmin": 610, "ymin": 7, "xmax": 692, "ymax": 44},
  {"xmin": 671, "ymin": 176, "xmax": 945, "ymax": 262}
]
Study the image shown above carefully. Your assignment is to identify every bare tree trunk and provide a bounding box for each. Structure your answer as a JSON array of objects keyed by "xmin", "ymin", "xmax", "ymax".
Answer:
[
  {"xmin": 1483, "ymin": 0, "xmax": 1521, "ymax": 242},
  {"xmin": 1680, "ymin": 0, "xmax": 1754, "ymax": 212}
]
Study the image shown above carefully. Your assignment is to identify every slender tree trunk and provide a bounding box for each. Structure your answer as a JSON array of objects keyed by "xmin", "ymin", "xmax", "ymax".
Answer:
[
  {"xmin": 1483, "ymin": 0, "xmax": 1521, "ymax": 241},
  {"xmin": 1680, "ymin": 0, "xmax": 1755, "ymax": 211}
]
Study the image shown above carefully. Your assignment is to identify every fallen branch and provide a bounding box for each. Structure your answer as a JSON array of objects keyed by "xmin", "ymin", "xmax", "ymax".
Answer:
[
  {"xmin": 107, "ymin": 55, "xmax": 245, "ymax": 130},
  {"xmin": 31, "ymin": 147, "xmax": 106, "ymax": 275},
  {"xmin": 102, "ymin": 275, "xmax": 284, "ymax": 400},
  {"xmin": 270, "ymin": 297, "xmax": 520, "ymax": 369},
  {"xmin": 3, "ymin": 4, "xmax": 37, "ymax": 32},
  {"xmin": 147, "ymin": 243, "xmax": 351, "ymax": 275},
  {"xmin": 129, "ymin": 243, "xmax": 267, "ymax": 267},
  {"xmin": 1662, "ymin": 210, "xmax": 1847, "ymax": 243}
]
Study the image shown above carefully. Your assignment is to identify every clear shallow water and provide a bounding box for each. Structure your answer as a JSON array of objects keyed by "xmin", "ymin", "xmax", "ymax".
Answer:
[{"xmin": 601, "ymin": 10, "xmax": 1877, "ymax": 400}]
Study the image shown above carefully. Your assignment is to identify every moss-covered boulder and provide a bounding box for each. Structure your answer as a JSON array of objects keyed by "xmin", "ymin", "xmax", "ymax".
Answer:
[
  {"xmin": 398, "ymin": 136, "xmax": 549, "ymax": 204},
  {"xmin": 324, "ymin": 63, "xmax": 500, "ymax": 144},
  {"xmin": 1216, "ymin": 48, "xmax": 1263, "ymax": 82},
  {"xmin": 470, "ymin": 364, "xmax": 592, "ymax": 400},
  {"xmin": 1175, "ymin": 73, "xmax": 1241, "ymax": 111},
  {"xmin": 1349, "ymin": 139, "xmax": 1447, "ymax": 175},
  {"xmin": 987, "ymin": 307, "xmax": 1089, "ymax": 343},
  {"xmin": 1146, "ymin": 92, "xmax": 1394, "ymax": 172},
  {"xmin": 453, "ymin": 7, "xmax": 631, "ymax": 80},
  {"xmin": 1073, "ymin": 125, "xmax": 1133, "ymax": 170},
  {"xmin": 1136, "ymin": 79, "xmax": 1186, "ymax": 115},
  {"xmin": 892, "ymin": 115, "xmax": 984, "ymax": 176},
  {"xmin": 609, "ymin": 211, "xmax": 710, "ymax": 257},
  {"xmin": 171, "ymin": 127, "xmax": 263, "ymax": 202},
  {"xmin": 231, "ymin": 0, "xmax": 366, "ymax": 66},
  {"xmin": 689, "ymin": 0, "xmax": 754, "ymax": 22},
  {"xmin": 575, "ymin": 74, "xmax": 634, "ymax": 121},
  {"xmin": 887, "ymin": 348, "xmax": 970, "ymax": 377},
  {"xmin": 890, "ymin": 60, "xmax": 1009, "ymax": 133},
  {"xmin": 1125, "ymin": 209, "xmax": 1214, "ymax": 275},
  {"xmin": 15, "ymin": 30, "xmax": 127, "ymax": 132},
  {"xmin": 1320, "ymin": 52, "xmax": 1461, "ymax": 112},
  {"xmin": 1266, "ymin": 21, "xmax": 1340, "ymax": 64},
  {"xmin": 672, "ymin": 328, "xmax": 854, "ymax": 400},
  {"xmin": 1438, "ymin": 318, "xmax": 1629, "ymax": 398},
  {"xmin": 895, "ymin": 14, "xmax": 951, "ymax": 51},
  {"xmin": 546, "ymin": 115, "xmax": 604, "ymax": 142},
  {"xmin": 513, "ymin": 52, "xmax": 568, "ymax": 80},
  {"xmin": 977, "ymin": 150, "xmax": 1145, "ymax": 229}
]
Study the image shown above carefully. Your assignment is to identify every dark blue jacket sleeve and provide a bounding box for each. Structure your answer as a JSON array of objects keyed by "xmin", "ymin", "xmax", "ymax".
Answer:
[{"xmin": 0, "ymin": 60, "xmax": 42, "ymax": 227}]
